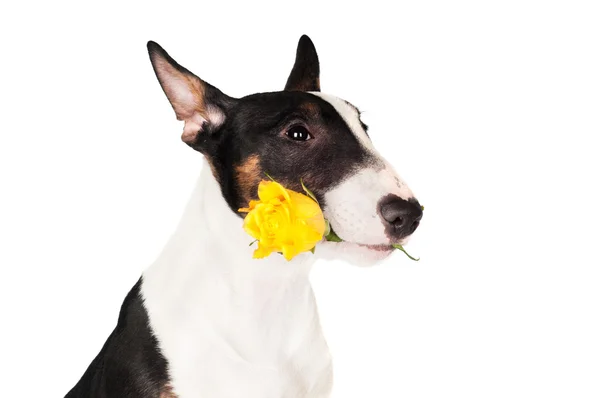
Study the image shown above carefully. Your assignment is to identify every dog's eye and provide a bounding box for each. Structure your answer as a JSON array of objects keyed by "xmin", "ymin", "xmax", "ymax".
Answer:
[{"xmin": 286, "ymin": 126, "xmax": 312, "ymax": 141}]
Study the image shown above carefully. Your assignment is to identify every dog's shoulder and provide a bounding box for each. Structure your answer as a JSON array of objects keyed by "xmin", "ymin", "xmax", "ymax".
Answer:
[{"xmin": 65, "ymin": 278, "xmax": 171, "ymax": 398}]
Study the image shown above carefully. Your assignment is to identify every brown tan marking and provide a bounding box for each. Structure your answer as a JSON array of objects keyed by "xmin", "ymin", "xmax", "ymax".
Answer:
[
  {"xmin": 180, "ymin": 76, "xmax": 206, "ymax": 145},
  {"xmin": 160, "ymin": 384, "xmax": 178, "ymax": 398},
  {"xmin": 235, "ymin": 154, "xmax": 262, "ymax": 206},
  {"xmin": 299, "ymin": 101, "xmax": 320, "ymax": 116}
]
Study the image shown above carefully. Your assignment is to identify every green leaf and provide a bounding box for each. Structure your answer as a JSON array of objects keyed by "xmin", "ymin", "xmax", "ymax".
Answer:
[
  {"xmin": 323, "ymin": 220, "xmax": 343, "ymax": 242},
  {"xmin": 420, "ymin": 205, "xmax": 425, "ymax": 211},
  {"xmin": 325, "ymin": 229, "xmax": 343, "ymax": 242},
  {"xmin": 300, "ymin": 178, "xmax": 319, "ymax": 203},
  {"xmin": 310, "ymin": 246, "xmax": 316, "ymax": 254},
  {"xmin": 264, "ymin": 172, "xmax": 276, "ymax": 182},
  {"xmin": 392, "ymin": 244, "xmax": 420, "ymax": 261},
  {"xmin": 249, "ymin": 239, "xmax": 258, "ymax": 247}
]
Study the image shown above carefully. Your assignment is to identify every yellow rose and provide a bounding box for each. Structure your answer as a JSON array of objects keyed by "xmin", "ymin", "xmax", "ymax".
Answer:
[{"xmin": 239, "ymin": 180, "xmax": 326, "ymax": 261}]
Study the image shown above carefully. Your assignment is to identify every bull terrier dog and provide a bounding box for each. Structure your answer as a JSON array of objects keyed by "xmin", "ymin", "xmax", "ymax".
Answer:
[{"xmin": 66, "ymin": 35, "xmax": 423, "ymax": 398}]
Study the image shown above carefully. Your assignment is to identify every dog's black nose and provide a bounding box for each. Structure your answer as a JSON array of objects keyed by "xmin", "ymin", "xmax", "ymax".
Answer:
[{"xmin": 379, "ymin": 195, "xmax": 423, "ymax": 239}]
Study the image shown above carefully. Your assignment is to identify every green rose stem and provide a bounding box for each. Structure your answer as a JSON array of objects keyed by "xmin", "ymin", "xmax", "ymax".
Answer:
[
  {"xmin": 325, "ymin": 220, "xmax": 419, "ymax": 261},
  {"xmin": 392, "ymin": 244, "xmax": 420, "ymax": 261}
]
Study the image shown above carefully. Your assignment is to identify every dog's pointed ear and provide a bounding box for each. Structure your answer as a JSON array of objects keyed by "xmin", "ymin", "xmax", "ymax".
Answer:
[
  {"xmin": 147, "ymin": 41, "xmax": 236, "ymax": 146},
  {"xmin": 284, "ymin": 35, "xmax": 320, "ymax": 92}
]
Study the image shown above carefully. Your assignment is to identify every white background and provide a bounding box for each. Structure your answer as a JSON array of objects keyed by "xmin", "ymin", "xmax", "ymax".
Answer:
[{"xmin": 1, "ymin": 1, "xmax": 599, "ymax": 397}]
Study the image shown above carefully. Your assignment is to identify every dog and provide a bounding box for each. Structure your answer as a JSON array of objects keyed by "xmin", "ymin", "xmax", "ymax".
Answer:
[{"xmin": 65, "ymin": 35, "xmax": 422, "ymax": 398}]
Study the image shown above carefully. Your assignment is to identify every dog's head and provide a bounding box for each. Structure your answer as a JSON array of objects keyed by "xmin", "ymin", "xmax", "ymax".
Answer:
[{"xmin": 148, "ymin": 35, "xmax": 422, "ymax": 265}]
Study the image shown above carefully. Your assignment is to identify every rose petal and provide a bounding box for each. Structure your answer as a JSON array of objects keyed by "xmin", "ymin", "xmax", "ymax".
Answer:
[
  {"xmin": 253, "ymin": 241, "xmax": 276, "ymax": 259},
  {"xmin": 288, "ymin": 191, "xmax": 323, "ymax": 219},
  {"xmin": 258, "ymin": 181, "xmax": 291, "ymax": 202}
]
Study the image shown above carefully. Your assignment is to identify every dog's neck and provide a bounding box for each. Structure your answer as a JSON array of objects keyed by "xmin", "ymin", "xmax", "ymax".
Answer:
[
  {"xmin": 146, "ymin": 157, "xmax": 316, "ymax": 279},
  {"xmin": 141, "ymin": 159, "xmax": 320, "ymax": 362},
  {"xmin": 140, "ymin": 160, "xmax": 332, "ymax": 395}
]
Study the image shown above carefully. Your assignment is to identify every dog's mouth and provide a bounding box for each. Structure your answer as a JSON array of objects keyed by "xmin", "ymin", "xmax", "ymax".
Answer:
[
  {"xmin": 325, "ymin": 226, "xmax": 406, "ymax": 253},
  {"xmin": 356, "ymin": 243, "xmax": 395, "ymax": 252}
]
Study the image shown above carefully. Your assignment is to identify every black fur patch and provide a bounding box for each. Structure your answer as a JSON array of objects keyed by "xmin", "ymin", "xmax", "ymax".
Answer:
[
  {"xmin": 65, "ymin": 279, "xmax": 170, "ymax": 398},
  {"xmin": 146, "ymin": 36, "xmax": 375, "ymax": 214},
  {"xmin": 285, "ymin": 35, "xmax": 320, "ymax": 92},
  {"xmin": 199, "ymin": 91, "xmax": 378, "ymax": 213}
]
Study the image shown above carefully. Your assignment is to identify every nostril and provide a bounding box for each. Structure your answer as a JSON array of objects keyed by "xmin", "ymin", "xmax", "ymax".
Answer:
[{"xmin": 392, "ymin": 217, "xmax": 404, "ymax": 228}]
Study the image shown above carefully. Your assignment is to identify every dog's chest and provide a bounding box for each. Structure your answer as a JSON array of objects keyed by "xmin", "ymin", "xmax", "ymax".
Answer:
[
  {"xmin": 163, "ymin": 341, "xmax": 332, "ymax": 398},
  {"xmin": 141, "ymin": 271, "xmax": 333, "ymax": 398}
]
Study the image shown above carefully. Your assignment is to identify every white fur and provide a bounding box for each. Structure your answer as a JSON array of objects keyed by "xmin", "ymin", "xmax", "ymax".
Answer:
[
  {"xmin": 309, "ymin": 93, "xmax": 415, "ymax": 248},
  {"xmin": 142, "ymin": 161, "xmax": 333, "ymax": 398},
  {"xmin": 309, "ymin": 92, "xmax": 375, "ymax": 151},
  {"xmin": 323, "ymin": 168, "xmax": 401, "ymax": 244}
]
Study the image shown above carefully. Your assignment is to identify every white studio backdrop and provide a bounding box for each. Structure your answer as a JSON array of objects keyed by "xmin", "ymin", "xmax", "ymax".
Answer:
[{"xmin": 1, "ymin": 1, "xmax": 599, "ymax": 397}]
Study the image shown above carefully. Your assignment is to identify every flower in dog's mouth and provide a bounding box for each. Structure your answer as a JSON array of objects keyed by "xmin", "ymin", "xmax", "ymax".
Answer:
[
  {"xmin": 239, "ymin": 178, "xmax": 420, "ymax": 261},
  {"xmin": 238, "ymin": 180, "xmax": 326, "ymax": 261}
]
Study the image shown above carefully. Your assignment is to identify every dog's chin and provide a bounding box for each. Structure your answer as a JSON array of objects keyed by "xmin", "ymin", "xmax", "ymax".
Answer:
[{"xmin": 315, "ymin": 240, "xmax": 395, "ymax": 267}]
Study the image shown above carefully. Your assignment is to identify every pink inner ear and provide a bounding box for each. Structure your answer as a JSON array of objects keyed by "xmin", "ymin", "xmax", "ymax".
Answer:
[
  {"xmin": 182, "ymin": 113, "xmax": 207, "ymax": 144},
  {"xmin": 150, "ymin": 49, "xmax": 228, "ymax": 145}
]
